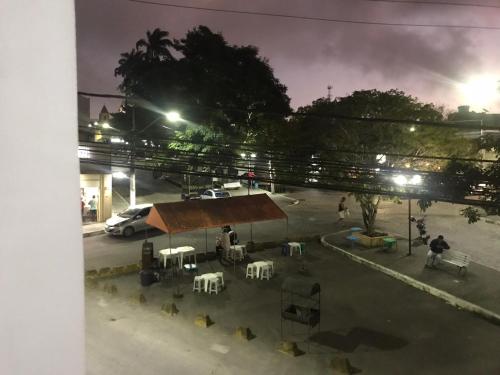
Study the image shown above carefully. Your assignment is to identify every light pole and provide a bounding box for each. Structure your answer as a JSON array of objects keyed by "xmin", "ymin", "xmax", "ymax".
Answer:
[
  {"xmin": 393, "ymin": 174, "xmax": 422, "ymax": 256},
  {"xmin": 241, "ymin": 153, "xmax": 256, "ymax": 195},
  {"xmin": 128, "ymin": 109, "xmax": 181, "ymax": 207}
]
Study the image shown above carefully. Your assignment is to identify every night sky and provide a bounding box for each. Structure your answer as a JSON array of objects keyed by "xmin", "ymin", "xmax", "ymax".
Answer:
[{"xmin": 76, "ymin": 0, "xmax": 500, "ymax": 118}]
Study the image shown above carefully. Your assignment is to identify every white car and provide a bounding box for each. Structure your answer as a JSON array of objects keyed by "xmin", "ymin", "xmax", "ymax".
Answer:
[
  {"xmin": 105, "ymin": 204, "xmax": 153, "ymax": 237},
  {"xmin": 200, "ymin": 189, "xmax": 231, "ymax": 199}
]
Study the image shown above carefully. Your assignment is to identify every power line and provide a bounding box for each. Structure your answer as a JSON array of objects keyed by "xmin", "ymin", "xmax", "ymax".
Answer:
[
  {"xmin": 80, "ymin": 147, "xmax": 500, "ymax": 206},
  {"xmin": 78, "ymin": 91, "xmax": 126, "ymax": 99},
  {"xmin": 362, "ymin": 0, "xmax": 500, "ymax": 10},
  {"xmin": 128, "ymin": 0, "xmax": 500, "ymax": 30},
  {"xmin": 79, "ymin": 91, "xmax": 493, "ymax": 130},
  {"xmin": 83, "ymin": 129, "xmax": 498, "ymax": 164}
]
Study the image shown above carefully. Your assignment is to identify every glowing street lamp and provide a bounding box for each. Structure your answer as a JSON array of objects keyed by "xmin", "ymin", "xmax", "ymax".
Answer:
[
  {"xmin": 165, "ymin": 111, "xmax": 181, "ymax": 123},
  {"xmin": 392, "ymin": 174, "xmax": 422, "ymax": 255}
]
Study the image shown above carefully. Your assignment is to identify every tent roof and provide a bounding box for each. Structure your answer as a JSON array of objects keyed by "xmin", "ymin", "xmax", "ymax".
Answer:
[{"xmin": 146, "ymin": 193, "xmax": 287, "ymax": 234}]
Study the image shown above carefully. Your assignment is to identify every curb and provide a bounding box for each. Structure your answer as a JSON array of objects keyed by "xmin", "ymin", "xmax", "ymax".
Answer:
[
  {"xmin": 276, "ymin": 193, "xmax": 300, "ymax": 205},
  {"xmin": 484, "ymin": 218, "xmax": 500, "ymax": 226},
  {"xmin": 321, "ymin": 233, "xmax": 500, "ymax": 326},
  {"xmin": 83, "ymin": 230, "xmax": 105, "ymax": 238}
]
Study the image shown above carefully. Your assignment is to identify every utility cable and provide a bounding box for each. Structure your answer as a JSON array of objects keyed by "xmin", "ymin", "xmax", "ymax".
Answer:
[
  {"xmin": 361, "ymin": 0, "xmax": 500, "ymax": 9},
  {"xmin": 128, "ymin": 0, "xmax": 500, "ymax": 30}
]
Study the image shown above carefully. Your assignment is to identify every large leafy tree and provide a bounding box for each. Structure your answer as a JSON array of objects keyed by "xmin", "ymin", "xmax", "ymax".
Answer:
[
  {"xmin": 285, "ymin": 90, "xmax": 477, "ymax": 234},
  {"xmin": 113, "ymin": 26, "xmax": 290, "ymax": 141},
  {"xmin": 113, "ymin": 26, "xmax": 291, "ymax": 179}
]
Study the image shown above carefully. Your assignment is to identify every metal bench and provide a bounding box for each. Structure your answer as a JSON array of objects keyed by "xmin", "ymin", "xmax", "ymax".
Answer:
[{"xmin": 441, "ymin": 250, "xmax": 470, "ymax": 274}]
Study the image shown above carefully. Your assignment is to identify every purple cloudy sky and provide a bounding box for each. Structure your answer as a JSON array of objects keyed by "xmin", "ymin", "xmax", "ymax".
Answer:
[{"xmin": 76, "ymin": 0, "xmax": 500, "ymax": 118}]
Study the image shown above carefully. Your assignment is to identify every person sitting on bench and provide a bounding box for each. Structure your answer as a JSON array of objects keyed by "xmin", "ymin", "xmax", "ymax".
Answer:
[{"xmin": 425, "ymin": 235, "xmax": 450, "ymax": 268}]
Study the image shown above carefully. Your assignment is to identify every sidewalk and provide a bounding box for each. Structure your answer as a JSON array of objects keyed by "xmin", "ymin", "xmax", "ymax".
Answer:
[
  {"xmin": 322, "ymin": 229, "xmax": 500, "ymax": 320},
  {"xmin": 82, "ymin": 222, "xmax": 105, "ymax": 237}
]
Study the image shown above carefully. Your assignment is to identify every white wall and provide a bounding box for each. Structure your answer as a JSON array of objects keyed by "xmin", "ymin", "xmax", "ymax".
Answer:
[{"xmin": 0, "ymin": 1, "xmax": 85, "ymax": 374}]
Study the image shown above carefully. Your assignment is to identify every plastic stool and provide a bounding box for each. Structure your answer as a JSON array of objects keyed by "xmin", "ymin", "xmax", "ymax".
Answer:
[{"xmin": 346, "ymin": 235, "xmax": 358, "ymax": 249}]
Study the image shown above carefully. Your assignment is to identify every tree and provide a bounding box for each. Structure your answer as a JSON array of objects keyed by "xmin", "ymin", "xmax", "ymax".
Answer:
[
  {"xmin": 113, "ymin": 26, "xmax": 290, "ymax": 142},
  {"xmin": 286, "ymin": 90, "xmax": 477, "ymax": 235},
  {"xmin": 113, "ymin": 26, "xmax": 291, "ymax": 182},
  {"xmin": 136, "ymin": 28, "xmax": 174, "ymax": 62}
]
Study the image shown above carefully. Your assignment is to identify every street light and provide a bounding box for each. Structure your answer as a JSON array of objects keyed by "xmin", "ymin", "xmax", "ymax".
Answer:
[
  {"xmin": 165, "ymin": 111, "xmax": 181, "ymax": 123},
  {"xmin": 392, "ymin": 174, "xmax": 422, "ymax": 255},
  {"xmin": 126, "ymin": 109, "xmax": 182, "ymax": 206},
  {"xmin": 393, "ymin": 174, "xmax": 422, "ymax": 256}
]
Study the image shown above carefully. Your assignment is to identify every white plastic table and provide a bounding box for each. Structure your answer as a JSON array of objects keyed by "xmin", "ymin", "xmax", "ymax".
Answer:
[
  {"xmin": 159, "ymin": 246, "xmax": 196, "ymax": 269},
  {"xmin": 176, "ymin": 246, "xmax": 196, "ymax": 268}
]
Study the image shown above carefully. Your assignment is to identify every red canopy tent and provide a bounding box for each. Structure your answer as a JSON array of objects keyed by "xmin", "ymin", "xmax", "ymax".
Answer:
[{"xmin": 146, "ymin": 193, "xmax": 288, "ymax": 263}]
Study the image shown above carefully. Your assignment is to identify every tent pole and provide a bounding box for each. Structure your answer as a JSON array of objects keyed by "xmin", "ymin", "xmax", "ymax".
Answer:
[
  {"xmin": 169, "ymin": 232, "xmax": 173, "ymax": 277},
  {"xmin": 205, "ymin": 228, "xmax": 208, "ymax": 263},
  {"xmin": 250, "ymin": 223, "xmax": 253, "ymax": 243},
  {"xmin": 233, "ymin": 224, "xmax": 236, "ymax": 274},
  {"xmin": 286, "ymin": 218, "xmax": 289, "ymax": 241}
]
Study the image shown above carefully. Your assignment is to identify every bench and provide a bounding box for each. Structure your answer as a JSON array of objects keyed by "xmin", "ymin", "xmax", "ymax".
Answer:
[{"xmin": 441, "ymin": 250, "xmax": 470, "ymax": 274}]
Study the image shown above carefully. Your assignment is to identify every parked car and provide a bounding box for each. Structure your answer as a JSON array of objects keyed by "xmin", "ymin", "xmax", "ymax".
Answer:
[
  {"xmin": 105, "ymin": 203, "xmax": 153, "ymax": 237},
  {"xmin": 181, "ymin": 192, "xmax": 202, "ymax": 201},
  {"xmin": 200, "ymin": 189, "xmax": 231, "ymax": 199}
]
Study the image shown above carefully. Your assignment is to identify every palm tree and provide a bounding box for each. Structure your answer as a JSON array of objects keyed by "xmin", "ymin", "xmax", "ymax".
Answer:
[
  {"xmin": 136, "ymin": 28, "xmax": 173, "ymax": 61},
  {"xmin": 114, "ymin": 49, "xmax": 145, "ymax": 92}
]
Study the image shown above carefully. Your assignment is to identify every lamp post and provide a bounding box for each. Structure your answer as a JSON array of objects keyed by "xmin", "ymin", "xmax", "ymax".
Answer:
[
  {"xmin": 128, "ymin": 109, "xmax": 181, "ymax": 207},
  {"xmin": 241, "ymin": 153, "xmax": 256, "ymax": 195},
  {"xmin": 393, "ymin": 174, "xmax": 422, "ymax": 256}
]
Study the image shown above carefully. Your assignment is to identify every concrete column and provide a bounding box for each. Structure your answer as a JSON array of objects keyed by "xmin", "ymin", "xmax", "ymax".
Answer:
[{"xmin": 0, "ymin": 1, "xmax": 85, "ymax": 375}]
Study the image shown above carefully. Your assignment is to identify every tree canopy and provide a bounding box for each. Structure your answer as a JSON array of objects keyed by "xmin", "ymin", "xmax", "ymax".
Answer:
[
  {"xmin": 113, "ymin": 26, "xmax": 291, "ymax": 144},
  {"xmin": 278, "ymin": 90, "xmax": 479, "ymax": 233}
]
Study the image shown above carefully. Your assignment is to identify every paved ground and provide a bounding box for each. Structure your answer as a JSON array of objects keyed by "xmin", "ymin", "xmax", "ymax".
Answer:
[
  {"xmin": 86, "ymin": 243, "xmax": 500, "ymax": 375},
  {"xmin": 324, "ymin": 230, "xmax": 500, "ymax": 316}
]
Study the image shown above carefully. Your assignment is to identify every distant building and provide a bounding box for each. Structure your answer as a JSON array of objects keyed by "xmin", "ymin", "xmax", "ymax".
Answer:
[{"xmin": 78, "ymin": 95, "xmax": 113, "ymax": 222}]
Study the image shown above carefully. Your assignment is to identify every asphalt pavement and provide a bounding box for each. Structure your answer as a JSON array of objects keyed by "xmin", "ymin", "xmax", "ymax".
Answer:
[{"xmin": 86, "ymin": 243, "xmax": 500, "ymax": 375}]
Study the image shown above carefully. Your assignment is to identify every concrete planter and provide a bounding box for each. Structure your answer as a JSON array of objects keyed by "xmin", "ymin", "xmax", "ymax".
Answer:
[{"xmin": 355, "ymin": 233, "xmax": 387, "ymax": 248}]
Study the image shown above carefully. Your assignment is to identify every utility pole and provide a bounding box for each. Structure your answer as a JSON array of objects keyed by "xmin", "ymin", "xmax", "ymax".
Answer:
[
  {"xmin": 130, "ymin": 105, "xmax": 136, "ymax": 207},
  {"xmin": 327, "ymin": 85, "xmax": 332, "ymax": 101}
]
